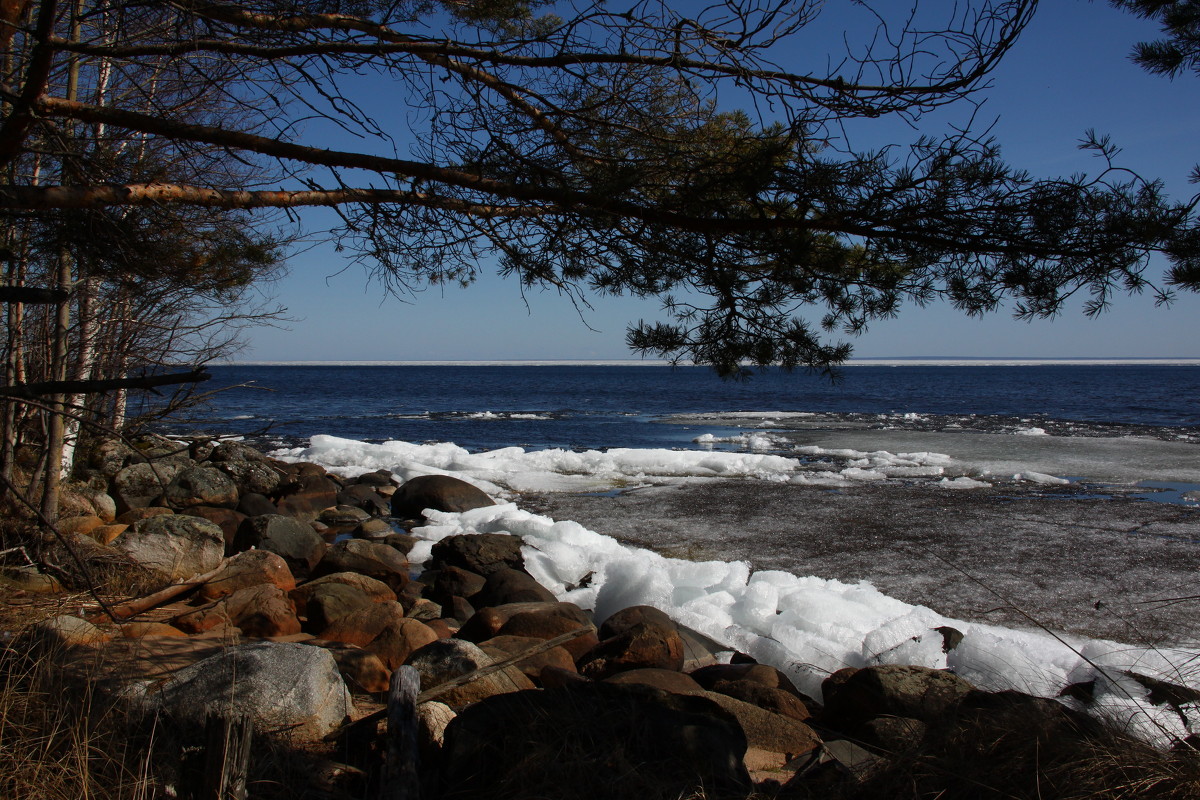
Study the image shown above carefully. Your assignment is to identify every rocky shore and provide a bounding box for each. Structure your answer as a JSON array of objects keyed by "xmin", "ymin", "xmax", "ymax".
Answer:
[{"xmin": 3, "ymin": 435, "xmax": 1199, "ymax": 799}]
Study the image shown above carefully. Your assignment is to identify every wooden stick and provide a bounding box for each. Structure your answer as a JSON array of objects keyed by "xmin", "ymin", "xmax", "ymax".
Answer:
[
  {"xmin": 327, "ymin": 624, "xmax": 594, "ymax": 741},
  {"xmin": 201, "ymin": 708, "xmax": 253, "ymax": 800},
  {"xmin": 378, "ymin": 665, "xmax": 420, "ymax": 800},
  {"xmin": 85, "ymin": 558, "xmax": 229, "ymax": 624}
]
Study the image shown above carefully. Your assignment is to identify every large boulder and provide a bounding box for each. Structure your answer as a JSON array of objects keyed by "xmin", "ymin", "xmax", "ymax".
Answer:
[
  {"xmin": 111, "ymin": 514, "xmax": 225, "ymax": 581},
  {"xmin": 182, "ymin": 506, "xmax": 246, "ymax": 549},
  {"xmin": 304, "ymin": 583, "xmax": 375, "ymax": 632},
  {"xmin": 477, "ymin": 635, "xmax": 577, "ymax": 682},
  {"xmin": 429, "ymin": 532, "xmax": 524, "ymax": 577},
  {"xmin": 390, "ymin": 475, "xmax": 495, "ymax": 520},
  {"xmin": 232, "ymin": 514, "xmax": 326, "ymax": 577},
  {"xmin": 440, "ymin": 682, "xmax": 750, "ymax": 800},
  {"xmin": 164, "ymin": 465, "xmax": 239, "ymax": 509},
  {"xmin": 153, "ymin": 641, "xmax": 352, "ymax": 741},
  {"xmin": 215, "ymin": 459, "xmax": 283, "ymax": 497}
]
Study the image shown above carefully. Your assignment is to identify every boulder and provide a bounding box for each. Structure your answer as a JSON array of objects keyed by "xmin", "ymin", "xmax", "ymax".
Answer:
[
  {"xmin": 164, "ymin": 465, "xmax": 239, "ymax": 509},
  {"xmin": 390, "ymin": 474, "xmax": 495, "ymax": 519},
  {"xmin": 311, "ymin": 642, "xmax": 392, "ymax": 693},
  {"xmin": 702, "ymin": 690, "xmax": 822, "ymax": 761},
  {"xmin": 111, "ymin": 514, "xmax": 224, "ymax": 581},
  {"xmin": 690, "ymin": 662, "xmax": 809, "ymax": 698},
  {"xmin": 417, "ymin": 701, "xmax": 456, "ymax": 754},
  {"xmin": 404, "ymin": 638, "xmax": 534, "ymax": 708},
  {"xmin": 710, "ymin": 679, "xmax": 812, "ymax": 722},
  {"xmin": 153, "ymin": 641, "xmax": 352, "ymax": 740},
  {"xmin": 274, "ymin": 472, "xmax": 339, "ymax": 520},
  {"xmin": 319, "ymin": 602, "xmax": 437, "ymax": 669},
  {"xmin": 215, "ymin": 458, "xmax": 282, "ymax": 497},
  {"xmin": 478, "ymin": 634, "xmax": 577, "ymax": 682},
  {"xmin": 304, "ymin": 583, "xmax": 375, "ymax": 632},
  {"xmin": 313, "ymin": 539, "xmax": 409, "ymax": 588},
  {"xmin": 356, "ymin": 518, "xmax": 394, "ymax": 537},
  {"xmin": 318, "ymin": 505, "xmax": 372, "ymax": 527},
  {"xmin": 183, "ymin": 506, "xmax": 246, "ymax": 549},
  {"xmin": 209, "ymin": 441, "xmax": 271, "ymax": 463},
  {"xmin": 354, "ymin": 469, "xmax": 396, "ymax": 488},
  {"xmin": 90, "ymin": 438, "xmax": 134, "ymax": 477},
  {"xmin": 232, "ymin": 514, "xmax": 326, "ymax": 577},
  {"xmin": 470, "ymin": 566, "xmax": 556, "ymax": 607},
  {"xmin": 821, "ymin": 665, "xmax": 974, "ymax": 733},
  {"xmin": 429, "ymin": 532, "xmax": 522, "ymax": 577},
  {"xmin": 578, "ymin": 620, "xmax": 686, "ymax": 679},
  {"xmin": 290, "ymin": 572, "xmax": 397, "ymax": 608},
  {"xmin": 336, "ymin": 483, "xmax": 390, "ymax": 516},
  {"xmin": 440, "ymin": 682, "xmax": 750, "ymax": 800},
  {"xmin": 175, "ymin": 583, "xmax": 300, "ymax": 638},
  {"xmin": 111, "ymin": 460, "xmax": 187, "ymax": 513},
  {"xmin": 198, "ymin": 549, "xmax": 296, "ymax": 602},
  {"xmin": 605, "ymin": 668, "xmax": 705, "ymax": 696},
  {"xmin": 457, "ymin": 601, "xmax": 598, "ymax": 660},
  {"xmin": 22, "ymin": 614, "xmax": 110, "ymax": 650}
]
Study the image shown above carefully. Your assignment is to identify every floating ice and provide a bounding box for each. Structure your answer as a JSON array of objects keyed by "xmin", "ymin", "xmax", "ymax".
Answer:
[{"xmin": 1015, "ymin": 426, "xmax": 1050, "ymax": 436}]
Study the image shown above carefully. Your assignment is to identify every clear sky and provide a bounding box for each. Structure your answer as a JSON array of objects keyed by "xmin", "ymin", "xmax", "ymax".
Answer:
[{"xmin": 239, "ymin": 1, "xmax": 1200, "ymax": 363}]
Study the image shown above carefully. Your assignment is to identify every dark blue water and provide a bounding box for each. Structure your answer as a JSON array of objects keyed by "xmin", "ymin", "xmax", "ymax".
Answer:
[{"xmin": 154, "ymin": 364, "xmax": 1200, "ymax": 452}]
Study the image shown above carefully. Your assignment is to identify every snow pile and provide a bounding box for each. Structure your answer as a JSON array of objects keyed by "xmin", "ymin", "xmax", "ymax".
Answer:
[
  {"xmin": 410, "ymin": 501, "xmax": 1199, "ymax": 746},
  {"xmin": 693, "ymin": 432, "xmax": 780, "ymax": 451}
]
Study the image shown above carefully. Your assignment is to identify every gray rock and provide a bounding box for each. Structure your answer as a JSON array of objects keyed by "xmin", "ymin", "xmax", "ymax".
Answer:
[
  {"xmin": 153, "ymin": 641, "xmax": 352, "ymax": 740},
  {"xmin": 209, "ymin": 441, "xmax": 270, "ymax": 463},
  {"xmin": 216, "ymin": 459, "xmax": 282, "ymax": 497},
  {"xmin": 405, "ymin": 638, "xmax": 533, "ymax": 708},
  {"xmin": 822, "ymin": 665, "xmax": 974, "ymax": 732},
  {"xmin": 112, "ymin": 514, "xmax": 225, "ymax": 580},
  {"xmin": 111, "ymin": 461, "xmax": 188, "ymax": 513},
  {"xmin": 233, "ymin": 514, "xmax": 326, "ymax": 577},
  {"xmin": 164, "ymin": 465, "xmax": 239, "ymax": 509}
]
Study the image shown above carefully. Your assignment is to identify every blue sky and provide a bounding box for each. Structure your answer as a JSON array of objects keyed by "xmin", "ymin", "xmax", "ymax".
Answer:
[{"xmin": 240, "ymin": 1, "xmax": 1200, "ymax": 362}]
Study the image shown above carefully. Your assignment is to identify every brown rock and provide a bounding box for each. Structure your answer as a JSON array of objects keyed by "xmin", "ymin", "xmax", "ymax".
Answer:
[
  {"xmin": 458, "ymin": 601, "xmax": 598, "ymax": 660},
  {"xmin": 470, "ymin": 566, "xmax": 556, "ymax": 607},
  {"xmin": 577, "ymin": 621, "xmax": 685, "ymax": 679},
  {"xmin": 390, "ymin": 475, "xmax": 495, "ymax": 520},
  {"xmin": 478, "ymin": 634, "xmax": 576, "ymax": 682},
  {"xmin": 290, "ymin": 572, "xmax": 397, "ymax": 608},
  {"xmin": 314, "ymin": 539, "xmax": 409, "ymax": 589},
  {"xmin": 428, "ymin": 566, "xmax": 487, "ymax": 606},
  {"xmin": 199, "ymin": 549, "xmax": 296, "ymax": 602},
  {"xmin": 183, "ymin": 506, "xmax": 247, "ymax": 549},
  {"xmin": 58, "ymin": 515, "xmax": 105, "ymax": 537},
  {"xmin": 711, "ymin": 679, "xmax": 812, "ymax": 722},
  {"xmin": 311, "ymin": 642, "xmax": 392, "ymax": 693},
  {"xmin": 120, "ymin": 622, "xmax": 188, "ymax": 639},
  {"xmin": 405, "ymin": 638, "xmax": 534, "ymax": 708},
  {"xmin": 821, "ymin": 664, "xmax": 974, "ymax": 733},
  {"xmin": 319, "ymin": 602, "xmax": 438, "ymax": 669},
  {"xmin": 702, "ymin": 690, "xmax": 822, "ymax": 761},
  {"xmin": 425, "ymin": 619, "xmax": 456, "ymax": 639},
  {"xmin": 90, "ymin": 523, "xmax": 128, "ymax": 545},
  {"xmin": 605, "ymin": 668, "xmax": 705, "ymax": 695},
  {"xmin": 429, "ymin": 532, "xmax": 522, "ymax": 577},
  {"xmin": 305, "ymin": 583, "xmax": 375, "ymax": 632},
  {"xmin": 175, "ymin": 583, "xmax": 301, "ymax": 638},
  {"xmin": 274, "ymin": 472, "xmax": 339, "ymax": 520}
]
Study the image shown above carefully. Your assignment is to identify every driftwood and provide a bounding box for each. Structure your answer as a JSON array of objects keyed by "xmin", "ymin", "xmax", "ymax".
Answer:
[
  {"xmin": 378, "ymin": 665, "xmax": 421, "ymax": 800},
  {"xmin": 327, "ymin": 624, "xmax": 595, "ymax": 742},
  {"xmin": 86, "ymin": 558, "xmax": 229, "ymax": 624}
]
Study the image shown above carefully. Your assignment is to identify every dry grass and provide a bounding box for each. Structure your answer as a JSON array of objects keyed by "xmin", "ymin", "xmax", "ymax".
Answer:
[{"xmin": 0, "ymin": 643, "xmax": 160, "ymax": 800}]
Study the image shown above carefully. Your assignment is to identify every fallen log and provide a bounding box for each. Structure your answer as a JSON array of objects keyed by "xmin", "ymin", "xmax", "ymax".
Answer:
[{"xmin": 86, "ymin": 558, "xmax": 229, "ymax": 624}]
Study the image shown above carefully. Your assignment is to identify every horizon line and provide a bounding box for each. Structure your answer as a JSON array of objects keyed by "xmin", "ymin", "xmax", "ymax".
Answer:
[{"xmin": 217, "ymin": 357, "xmax": 1200, "ymax": 367}]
